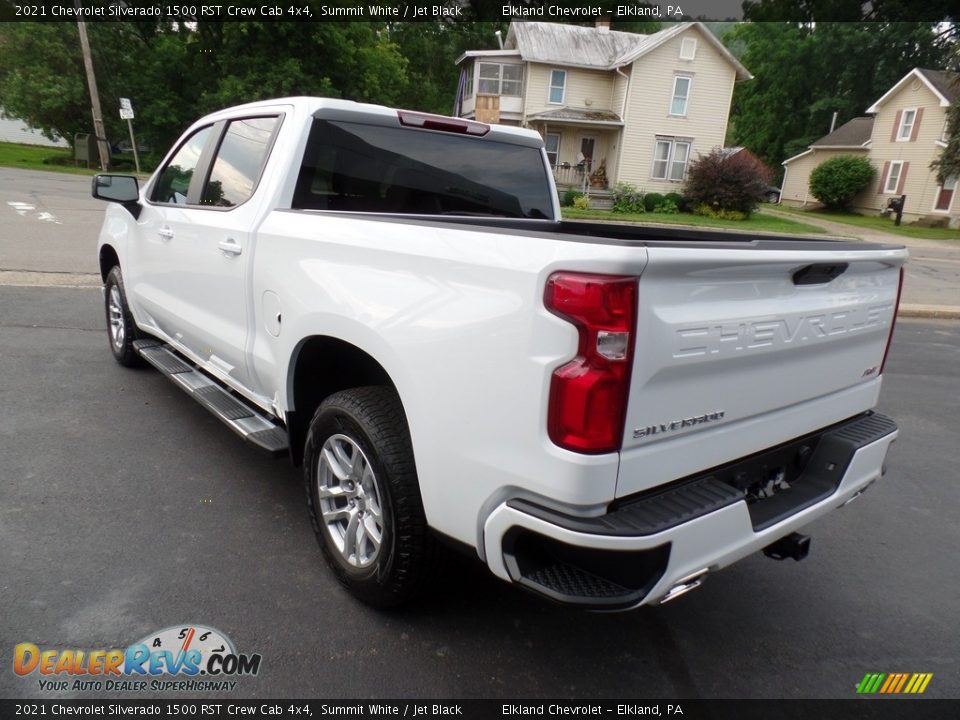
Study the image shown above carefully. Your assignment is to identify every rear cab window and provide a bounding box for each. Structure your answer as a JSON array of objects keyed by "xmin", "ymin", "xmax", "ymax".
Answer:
[{"xmin": 293, "ymin": 119, "xmax": 554, "ymax": 220}]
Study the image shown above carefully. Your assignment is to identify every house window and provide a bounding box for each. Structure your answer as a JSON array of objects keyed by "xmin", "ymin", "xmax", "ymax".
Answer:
[
  {"xmin": 680, "ymin": 38, "xmax": 697, "ymax": 60},
  {"xmin": 549, "ymin": 70, "xmax": 567, "ymax": 105},
  {"xmin": 478, "ymin": 62, "xmax": 523, "ymax": 97},
  {"xmin": 670, "ymin": 76, "xmax": 692, "ymax": 116},
  {"xmin": 942, "ymin": 118, "xmax": 950, "ymax": 143},
  {"xmin": 464, "ymin": 63, "xmax": 474, "ymax": 99},
  {"xmin": 897, "ymin": 109, "xmax": 916, "ymax": 140},
  {"xmin": 934, "ymin": 175, "xmax": 956, "ymax": 212},
  {"xmin": 652, "ymin": 137, "xmax": 692, "ymax": 181},
  {"xmin": 884, "ymin": 161, "xmax": 904, "ymax": 193},
  {"xmin": 545, "ymin": 133, "xmax": 561, "ymax": 167}
]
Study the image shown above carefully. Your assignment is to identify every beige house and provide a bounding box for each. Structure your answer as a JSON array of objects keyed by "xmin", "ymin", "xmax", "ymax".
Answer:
[
  {"xmin": 781, "ymin": 68, "xmax": 959, "ymax": 226},
  {"xmin": 454, "ymin": 21, "xmax": 751, "ymax": 195}
]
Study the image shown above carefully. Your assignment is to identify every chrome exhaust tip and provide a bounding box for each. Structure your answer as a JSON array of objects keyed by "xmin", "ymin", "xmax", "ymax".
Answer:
[
  {"xmin": 658, "ymin": 568, "xmax": 709, "ymax": 605},
  {"xmin": 841, "ymin": 480, "xmax": 875, "ymax": 507}
]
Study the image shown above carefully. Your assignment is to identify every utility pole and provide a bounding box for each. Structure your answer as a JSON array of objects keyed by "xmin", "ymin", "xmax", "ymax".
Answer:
[{"xmin": 76, "ymin": 17, "xmax": 110, "ymax": 171}]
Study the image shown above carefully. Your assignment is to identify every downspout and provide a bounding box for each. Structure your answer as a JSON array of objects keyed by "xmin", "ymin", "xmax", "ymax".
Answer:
[
  {"xmin": 614, "ymin": 65, "xmax": 632, "ymax": 186},
  {"xmin": 780, "ymin": 162, "xmax": 788, "ymax": 206}
]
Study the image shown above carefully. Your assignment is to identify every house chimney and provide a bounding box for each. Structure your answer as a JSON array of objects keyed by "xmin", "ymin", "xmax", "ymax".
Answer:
[{"xmin": 596, "ymin": 19, "xmax": 611, "ymax": 33}]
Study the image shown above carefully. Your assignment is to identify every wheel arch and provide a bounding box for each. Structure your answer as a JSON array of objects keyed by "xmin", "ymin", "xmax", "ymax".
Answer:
[
  {"xmin": 286, "ymin": 335, "xmax": 398, "ymax": 467},
  {"xmin": 99, "ymin": 244, "xmax": 120, "ymax": 282}
]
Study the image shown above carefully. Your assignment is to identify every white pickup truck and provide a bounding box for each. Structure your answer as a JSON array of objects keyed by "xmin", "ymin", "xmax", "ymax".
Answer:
[{"xmin": 92, "ymin": 97, "xmax": 905, "ymax": 610}]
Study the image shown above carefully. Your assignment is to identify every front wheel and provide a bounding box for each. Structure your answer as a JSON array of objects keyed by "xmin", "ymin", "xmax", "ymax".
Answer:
[
  {"xmin": 303, "ymin": 386, "xmax": 439, "ymax": 607},
  {"xmin": 103, "ymin": 266, "xmax": 142, "ymax": 367}
]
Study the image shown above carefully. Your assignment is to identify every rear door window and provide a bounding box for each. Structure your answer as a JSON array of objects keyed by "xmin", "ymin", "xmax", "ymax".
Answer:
[
  {"xmin": 202, "ymin": 117, "xmax": 280, "ymax": 207},
  {"xmin": 293, "ymin": 119, "xmax": 553, "ymax": 219}
]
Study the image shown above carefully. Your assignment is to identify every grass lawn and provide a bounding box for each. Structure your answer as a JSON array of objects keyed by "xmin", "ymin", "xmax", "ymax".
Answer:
[
  {"xmin": 562, "ymin": 207, "xmax": 827, "ymax": 235},
  {"xmin": 0, "ymin": 141, "xmax": 149, "ymax": 176},
  {"xmin": 768, "ymin": 203, "xmax": 960, "ymax": 241},
  {"xmin": 0, "ymin": 141, "xmax": 100, "ymax": 175}
]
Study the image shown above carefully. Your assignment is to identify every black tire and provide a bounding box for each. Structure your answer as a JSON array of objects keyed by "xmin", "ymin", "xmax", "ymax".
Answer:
[
  {"xmin": 303, "ymin": 386, "xmax": 439, "ymax": 607},
  {"xmin": 103, "ymin": 266, "xmax": 143, "ymax": 367},
  {"xmin": 765, "ymin": 191, "xmax": 780, "ymax": 204}
]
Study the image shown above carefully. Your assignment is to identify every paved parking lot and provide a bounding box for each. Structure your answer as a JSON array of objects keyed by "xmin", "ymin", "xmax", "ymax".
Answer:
[{"xmin": 0, "ymin": 285, "xmax": 957, "ymax": 700}]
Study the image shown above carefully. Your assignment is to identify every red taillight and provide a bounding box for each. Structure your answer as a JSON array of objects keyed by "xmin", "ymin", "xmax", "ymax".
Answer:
[
  {"xmin": 544, "ymin": 272, "xmax": 638, "ymax": 454},
  {"xmin": 397, "ymin": 110, "xmax": 489, "ymax": 136},
  {"xmin": 879, "ymin": 266, "xmax": 905, "ymax": 375}
]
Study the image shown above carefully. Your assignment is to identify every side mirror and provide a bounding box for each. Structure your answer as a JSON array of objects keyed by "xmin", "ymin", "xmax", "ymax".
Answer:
[{"xmin": 92, "ymin": 174, "xmax": 141, "ymax": 218}]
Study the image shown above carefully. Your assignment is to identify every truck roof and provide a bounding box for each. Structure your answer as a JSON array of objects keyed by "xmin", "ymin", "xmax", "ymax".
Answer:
[{"xmin": 197, "ymin": 96, "xmax": 544, "ymax": 148}]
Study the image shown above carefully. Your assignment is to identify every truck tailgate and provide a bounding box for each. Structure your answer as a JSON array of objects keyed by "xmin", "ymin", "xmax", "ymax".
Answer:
[{"xmin": 617, "ymin": 244, "xmax": 906, "ymax": 497}]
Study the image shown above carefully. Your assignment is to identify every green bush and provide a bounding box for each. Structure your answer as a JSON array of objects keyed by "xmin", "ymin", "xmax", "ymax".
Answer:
[
  {"xmin": 643, "ymin": 192, "xmax": 664, "ymax": 212},
  {"xmin": 693, "ymin": 204, "xmax": 715, "ymax": 217},
  {"xmin": 715, "ymin": 209, "xmax": 747, "ymax": 221},
  {"xmin": 685, "ymin": 149, "xmax": 772, "ymax": 216},
  {"xmin": 572, "ymin": 195, "xmax": 591, "ymax": 210},
  {"xmin": 561, "ymin": 189, "xmax": 584, "ymax": 207},
  {"xmin": 612, "ymin": 182, "xmax": 645, "ymax": 213},
  {"xmin": 654, "ymin": 199, "xmax": 680, "ymax": 214},
  {"xmin": 809, "ymin": 155, "xmax": 876, "ymax": 210},
  {"xmin": 664, "ymin": 192, "xmax": 683, "ymax": 208},
  {"xmin": 693, "ymin": 204, "xmax": 748, "ymax": 221}
]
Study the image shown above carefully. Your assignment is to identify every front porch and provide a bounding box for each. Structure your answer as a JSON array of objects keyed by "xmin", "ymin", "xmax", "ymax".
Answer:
[{"xmin": 526, "ymin": 109, "xmax": 623, "ymax": 195}]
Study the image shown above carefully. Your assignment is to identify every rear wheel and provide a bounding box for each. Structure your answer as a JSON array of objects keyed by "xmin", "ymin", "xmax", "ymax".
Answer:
[
  {"xmin": 104, "ymin": 266, "xmax": 142, "ymax": 367},
  {"xmin": 303, "ymin": 386, "xmax": 439, "ymax": 607}
]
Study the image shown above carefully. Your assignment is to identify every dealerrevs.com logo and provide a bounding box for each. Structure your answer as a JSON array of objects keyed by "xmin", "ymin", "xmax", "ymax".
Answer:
[{"xmin": 14, "ymin": 624, "xmax": 262, "ymax": 693}]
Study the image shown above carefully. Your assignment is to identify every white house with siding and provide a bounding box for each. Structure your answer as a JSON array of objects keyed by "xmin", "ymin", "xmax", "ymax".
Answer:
[
  {"xmin": 454, "ymin": 20, "xmax": 751, "ymax": 195},
  {"xmin": 0, "ymin": 108, "xmax": 68, "ymax": 147},
  {"xmin": 781, "ymin": 68, "xmax": 959, "ymax": 227}
]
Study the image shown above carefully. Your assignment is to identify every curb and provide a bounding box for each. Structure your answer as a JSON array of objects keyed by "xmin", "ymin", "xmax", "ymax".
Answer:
[{"xmin": 899, "ymin": 304, "xmax": 960, "ymax": 320}]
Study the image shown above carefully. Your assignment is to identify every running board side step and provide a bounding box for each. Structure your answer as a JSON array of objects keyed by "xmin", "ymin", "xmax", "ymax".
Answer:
[{"xmin": 133, "ymin": 339, "xmax": 288, "ymax": 456}]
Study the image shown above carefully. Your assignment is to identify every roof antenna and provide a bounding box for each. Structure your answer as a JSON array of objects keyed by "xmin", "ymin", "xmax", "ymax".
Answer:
[{"xmin": 494, "ymin": 29, "xmax": 504, "ymax": 49}]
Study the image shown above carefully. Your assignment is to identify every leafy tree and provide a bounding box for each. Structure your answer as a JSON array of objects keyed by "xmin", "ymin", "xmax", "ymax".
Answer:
[
  {"xmin": 809, "ymin": 155, "xmax": 875, "ymax": 209},
  {"xmin": 931, "ymin": 43, "xmax": 960, "ymax": 184},
  {"xmin": 0, "ymin": 23, "xmax": 96, "ymax": 145},
  {"xmin": 684, "ymin": 148, "xmax": 772, "ymax": 216},
  {"xmin": 932, "ymin": 99, "xmax": 960, "ymax": 184},
  {"xmin": 724, "ymin": 22, "xmax": 949, "ymax": 171}
]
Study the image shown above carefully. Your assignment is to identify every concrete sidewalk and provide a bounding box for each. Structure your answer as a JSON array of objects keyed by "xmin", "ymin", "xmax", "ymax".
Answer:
[{"xmin": 762, "ymin": 208, "xmax": 960, "ymax": 319}]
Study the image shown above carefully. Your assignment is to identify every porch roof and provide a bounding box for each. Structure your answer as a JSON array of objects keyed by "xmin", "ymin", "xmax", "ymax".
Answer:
[{"xmin": 526, "ymin": 107, "xmax": 624, "ymax": 127}]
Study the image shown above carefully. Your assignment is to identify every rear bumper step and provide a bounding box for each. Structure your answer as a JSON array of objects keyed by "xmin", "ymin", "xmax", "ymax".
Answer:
[
  {"xmin": 492, "ymin": 411, "xmax": 897, "ymax": 609},
  {"xmin": 133, "ymin": 339, "xmax": 288, "ymax": 456}
]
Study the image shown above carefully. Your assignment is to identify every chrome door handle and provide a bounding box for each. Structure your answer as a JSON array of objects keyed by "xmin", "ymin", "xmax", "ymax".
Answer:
[
  {"xmin": 157, "ymin": 227, "xmax": 174, "ymax": 241},
  {"xmin": 218, "ymin": 238, "xmax": 243, "ymax": 256}
]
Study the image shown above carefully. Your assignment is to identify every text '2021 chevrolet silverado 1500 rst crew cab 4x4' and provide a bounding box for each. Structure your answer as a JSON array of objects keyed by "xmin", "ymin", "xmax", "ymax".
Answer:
[{"xmin": 92, "ymin": 97, "xmax": 905, "ymax": 610}]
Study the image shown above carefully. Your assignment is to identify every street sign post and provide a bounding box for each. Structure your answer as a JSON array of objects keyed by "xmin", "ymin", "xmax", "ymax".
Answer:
[{"xmin": 118, "ymin": 98, "xmax": 140, "ymax": 174}]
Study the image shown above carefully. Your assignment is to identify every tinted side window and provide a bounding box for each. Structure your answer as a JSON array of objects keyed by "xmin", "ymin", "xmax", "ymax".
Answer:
[
  {"xmin": 202, "ymin": 117, "xmax": 279, "ymax": 207},
  {"xmin": 151, "ymin": 126, "xmax": 212, "ymax": 205},
  {"xmin": 293, "ymin": 120, "xmax": 553, "ymax": 219}
]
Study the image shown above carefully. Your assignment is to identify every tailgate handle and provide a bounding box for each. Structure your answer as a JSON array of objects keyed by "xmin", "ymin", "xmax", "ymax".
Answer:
[{"xmin": 793, "ymin": 263, "xmax": 848, "ymax": 285}]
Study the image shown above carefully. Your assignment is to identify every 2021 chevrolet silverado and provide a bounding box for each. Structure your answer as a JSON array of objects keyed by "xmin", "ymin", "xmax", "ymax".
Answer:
[{"xmin": 92, "ymin": 98, "xmax": 905, "ymax": 609}]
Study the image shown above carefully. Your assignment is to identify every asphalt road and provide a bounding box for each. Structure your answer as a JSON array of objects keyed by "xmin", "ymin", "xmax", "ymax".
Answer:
[
  {"xmin": 0, "ymin": 168, "xmax": 102, "ymax": 275},
  {"xmin": 0, "ymin": 285, "xmax": 957, "ymax": 700}
]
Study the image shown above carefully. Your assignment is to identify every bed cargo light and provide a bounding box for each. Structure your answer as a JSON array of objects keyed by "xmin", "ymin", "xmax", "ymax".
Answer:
[{"xmin": 544, "ymin": 272, "xmax": 638, "ymax": 454}]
